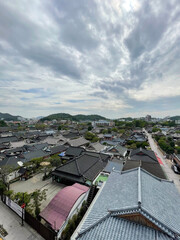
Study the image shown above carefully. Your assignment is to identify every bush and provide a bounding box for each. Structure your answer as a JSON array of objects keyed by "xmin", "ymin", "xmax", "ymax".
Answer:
[
  {"xmin": 152, "ymin": 127, "xmax": 161, "ymax": 132},
  {"xmin": 85, "ymin": 131, "xmax": 99, "ymax": 142},
  {"xmin": 61, "ymin": 201, "xmax": 87, "ymax": 240},
  {"xmin": 175, "ymin": 146, "xmax": 180, "ymax": 154},
  {"xmin": 88, "ymin": 126, "xmax": 92, "ymax": 131},
  {"xmin": 0, "ymin": 180, "xmax": 6, "ymax": 195}
]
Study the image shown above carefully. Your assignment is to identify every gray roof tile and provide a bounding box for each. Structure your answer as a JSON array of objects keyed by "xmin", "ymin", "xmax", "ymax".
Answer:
[
  {"xmin": 77, "ymin": 216, "xmax": 172, "ymax": 240},
  {"xmin": 78, "ymin": 168, "xmax": 180, "ymax": 239}
]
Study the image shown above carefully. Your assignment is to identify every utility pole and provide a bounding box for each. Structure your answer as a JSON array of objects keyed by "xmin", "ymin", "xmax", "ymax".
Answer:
[
  {"xmin": 21, "ymin": 208, "xmax": 24, "ymax": 226},
  {"xmin": 21, "ymin": 193, "xmax": 25, "ymax": 226}
]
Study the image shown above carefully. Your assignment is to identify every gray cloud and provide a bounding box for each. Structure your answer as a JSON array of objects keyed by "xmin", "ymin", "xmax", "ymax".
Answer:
[
  {"xmin": 0, "ymin": 0, "xmax": 179, "ymax": 118},
  {"xmin": 89, "ymin": 91, "xmax": 107, "ymax": 99},
  {"xmin": 124, "ymin": 1, "xmax": 173, "ymax": 60},
  {"xmin": 0, "ymin": 1, "xmax": 82, "ymax": 79}
]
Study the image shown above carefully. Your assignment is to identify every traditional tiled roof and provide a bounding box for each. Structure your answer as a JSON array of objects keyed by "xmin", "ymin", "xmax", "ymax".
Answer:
[
  {"xmin": 68, "ymin": 137, "xmax": 89, "ymax": 147},
  {"xmin": 130, "ymin": 148, "xmax": 158, "ymax": 163},
  {"xmin": 52, "ymin": 152, "xmax": 108, "ymax": 184},
  {"xmin": 103, "ymin": 161, "xmax": 123, "ymax": 173},
  {"xmin": 76, "ymin": 168, "xmax": 180, "ymax": 239},
  {"xmin": 123, "ymin": 160, "xmax": 167, "ymax": 179},
  {"xmin": 89, "ymin": 142, "xmax": 106, "ymax": 152},
  {"xmin": 23, "ymin": 150, "xmax": 49, "ymax": 162},
  {"xmin": 0, "ymin": 136, "xmax": 18, "ymax": 144},
  {"xmin": 65, "ymin": 146, "xmax": 85, "ymax": 157},
  {"xmin": 106, "ymin": 145, "xmax": 127, "ymax": 156},
  {"xmin": 0, "ymin": 155, "xmax": 25, "ymax": 168},
  {"xmin": 50, "ymin": 145, "xmax": 68, "ymax": 155},
  {"xmin": 77, "ymin": 215, "xmax": 172, "ymax": 240}
]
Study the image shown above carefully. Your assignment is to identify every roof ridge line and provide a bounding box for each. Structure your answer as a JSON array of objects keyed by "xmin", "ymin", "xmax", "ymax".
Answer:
[
  {"xmin": 140, "ymin": 207, "xmax": 180, "ymax": 238},
  {"xmin": 109, "ymin": 206, "xmax": 179, "ymax": 239},
  {"xmin": 75, "ymin": 157, "xmax": 81, "ymax": 176},
  {"xmin": 138, "ymin": 167, "xmax": 141, "ymax": 207},
  {"xmin": 108, "ymin": 205, "xmax": 139, "ymax": 213},
  {"xmin": 121, "ymin": 167, "xmax": 139, "ymax": 174},
  {"xmin": 83, "ymin": 152, "xmax": 99, "ymax": 158},
  {"xmin": 140, "ymin": 168, "xmax": 174, "ymax": 183},
  {"xmin": 82, "ymin": 157, "xmax": 101, "ymax": 175}
]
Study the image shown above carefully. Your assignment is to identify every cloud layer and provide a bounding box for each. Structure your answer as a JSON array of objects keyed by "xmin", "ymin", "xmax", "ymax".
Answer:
[{"xmin": 0, "ymin": 0, "xmax": 180, "ymax": 118}]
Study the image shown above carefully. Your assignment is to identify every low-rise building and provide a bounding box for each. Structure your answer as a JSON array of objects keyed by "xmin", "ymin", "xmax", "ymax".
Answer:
[{"xmin": 72, "ymin": 168, "xmax": 180, "ymax": 240}]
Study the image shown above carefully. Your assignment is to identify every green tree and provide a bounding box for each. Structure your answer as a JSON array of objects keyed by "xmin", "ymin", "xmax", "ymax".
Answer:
[
  {"xmin": 50, "ymin": 154, "xmax": 61, "ymax": 167},
  {"xmin": 0, "ymin": 165, "xmax": 14, "ymax": 190},
  {"xmin": 119, "ymin": 129, "xmax": 125, "ymax": 134},
  {"xmin": 30, "ymin": 189, "xmax": 47, "ymax": 218},
  {"xmin": 61, "ymin": 201, "xmax": 87, "ymax": 240},
  {"xmin": 31, "ymin": 157, "xmax": 44, "ymax": 168},
  {"xmin": 84, "ymin": 132, "xmax": 99, "ymax": 143},
  {"xmin": 4, "ymin": 190, "xmax": 14, "ymax": 198},
  {"xmin": 102, "ymin": 129, "xmax": 108, "ymax": 134},
  {"xmin": 84, "ymin": 131, "xmax": 94, "ymax": 140},
  {"xmin": 88, "ymin": 126, "xmax": 92, "ymax": 131},
  {"xmin": 136, "ymin": 141, "xmax": 149, "ymax": 149},
  {"xmin": 92, "ymin": 136, "xmax": 99, "ymax": 143},
  {"xmin": 130, "ymin": 143, "xmax": 137, "ymax": 149},
  {"xmin": 152, "ymin": 127, "xmax": 161, "ymax": 132},
  {"xmin": 12, "ymin": 192, "xmax": 32, "ymax": 206},
  {"xmin": 125, "ymin": 122, "xmax": 133, "ymax": 128},
  {"xmin": 35, "ymin": 123, "xmax": 46, "ymax": 130},
  {"xmin": 0, "ymin": 120, "xmax": 7, "ymax": 127},
  {"xmin": 0, "ymin": 180, "xmax": 6, "ymax": 196},
  {"xmin": 175, "ymin": 146, "xmax": 180, "ymax": 154}
]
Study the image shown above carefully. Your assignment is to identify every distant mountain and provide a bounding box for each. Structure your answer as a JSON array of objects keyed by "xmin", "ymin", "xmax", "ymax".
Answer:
[
  {"xmin": 0, "ymin": 112, "xmax": 20, "ymax": 121},
  {"xmin": 33, "ymin": 116, "xmax": 44, "ymax": 120},
  {"xmin": 41, "ymin": 113, "xmax": 107, "ymax": 122},
  {"xmin": 170, "ymin": 116, "xmax": 180, "ymax": 121},
  {"xmin": 118, "ymin": 117, "xmax": 133, "ymax": 121}
]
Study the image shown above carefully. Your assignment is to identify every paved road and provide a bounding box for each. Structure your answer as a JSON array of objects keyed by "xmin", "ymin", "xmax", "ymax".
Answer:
[
  {"xmin": 0, "ymin": 201, "xmax": 43, "ymax": 240},
  {"xmin": 144, "ymin": 129, "xmax": 180, "ymax": 193}
]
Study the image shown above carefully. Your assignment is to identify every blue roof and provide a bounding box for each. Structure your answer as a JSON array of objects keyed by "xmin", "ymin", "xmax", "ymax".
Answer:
[
  {"xmin": 59, "ymin": 152, "xmax": 65, "ymax": 157},
  {"xmin": 77, "ymin": 168, "xmax": 180, "ymax": 239},
  {"xmin": 103, "ymin": 161, "xmax": 123, "ymax": 173}
]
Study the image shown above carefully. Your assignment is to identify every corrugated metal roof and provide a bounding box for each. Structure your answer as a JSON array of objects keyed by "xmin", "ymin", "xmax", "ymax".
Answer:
[{"xmin": 40, "ymin": 183, "xmax": 89, "ymax": 231}]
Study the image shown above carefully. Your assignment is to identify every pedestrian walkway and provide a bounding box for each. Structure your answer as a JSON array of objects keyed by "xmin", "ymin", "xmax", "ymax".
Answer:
[
  {"xmin": 144, "ymin": 129, "xmax": 180, "ymax": 193},
  {"xmin": 155, "ymin": 153, "xmax": 163, "ymax": 165},
  {"xmin": 0, "ymin": 201, "xmax": 43, "ymax": 240}
]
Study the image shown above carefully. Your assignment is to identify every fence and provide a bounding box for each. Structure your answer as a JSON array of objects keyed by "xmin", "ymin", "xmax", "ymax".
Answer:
[
  {"xmin": 1, "ymin": 195, "xmax": 56, "ymax": 240},
  {"xmin": 25, "ymin": 211, "xmax": 57, "ymax": 240}
]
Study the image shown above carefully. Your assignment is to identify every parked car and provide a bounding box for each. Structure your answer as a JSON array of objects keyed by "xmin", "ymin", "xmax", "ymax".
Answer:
[{"xmin": 171, "ymin": 164, "xmax": 180, "ymax": 174}]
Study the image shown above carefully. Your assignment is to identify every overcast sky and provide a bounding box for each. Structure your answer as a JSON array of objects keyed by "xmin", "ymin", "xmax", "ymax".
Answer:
[{"xmin": 0, "ymin": 0, "xmax": 180, "ymax": 119}]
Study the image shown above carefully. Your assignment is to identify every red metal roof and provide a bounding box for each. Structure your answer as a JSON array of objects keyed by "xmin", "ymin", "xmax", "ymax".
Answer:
[{"xmin": 40, "ymin": 183, "xmax": 89, "ymax": 230}]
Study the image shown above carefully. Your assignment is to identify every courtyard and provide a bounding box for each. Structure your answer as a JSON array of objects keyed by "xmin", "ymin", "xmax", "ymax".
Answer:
[{"xmin": 10, "ymin": 173, "xmax": 65, "ymax": 210}]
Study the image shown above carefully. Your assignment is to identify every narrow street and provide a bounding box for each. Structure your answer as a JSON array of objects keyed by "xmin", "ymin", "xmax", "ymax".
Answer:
[
  {"xmin": 0, "ymin": 201, "xmax": 43, "ymax": 240},
  {"xmin": 144, "ymin": 129, "xmax": 180, "ymax": 193}
]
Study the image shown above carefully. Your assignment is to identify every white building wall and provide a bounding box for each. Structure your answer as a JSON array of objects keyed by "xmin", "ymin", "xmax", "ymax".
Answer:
[{"xmin": 57, "ymin": 190, "xmax": 89, "ymax": 239}]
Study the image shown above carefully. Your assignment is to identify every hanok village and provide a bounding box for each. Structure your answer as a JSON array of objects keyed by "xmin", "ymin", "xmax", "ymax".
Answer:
[{"xmin": 0, "ymin": 117, "xmax": 180, "ymax": 240}]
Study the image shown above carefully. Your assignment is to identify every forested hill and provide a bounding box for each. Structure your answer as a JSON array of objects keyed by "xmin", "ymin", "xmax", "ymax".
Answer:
[
  {"xmin": 40, "ymin": 113, "xmax": 107, "ymax": 122},
  {"xmin": 170, "ymin": 116, "xmax": 180, "ymax": 120},
  {"xmin": 0, "ymin": 112, "xmax": 20, "ymax": 121}
]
